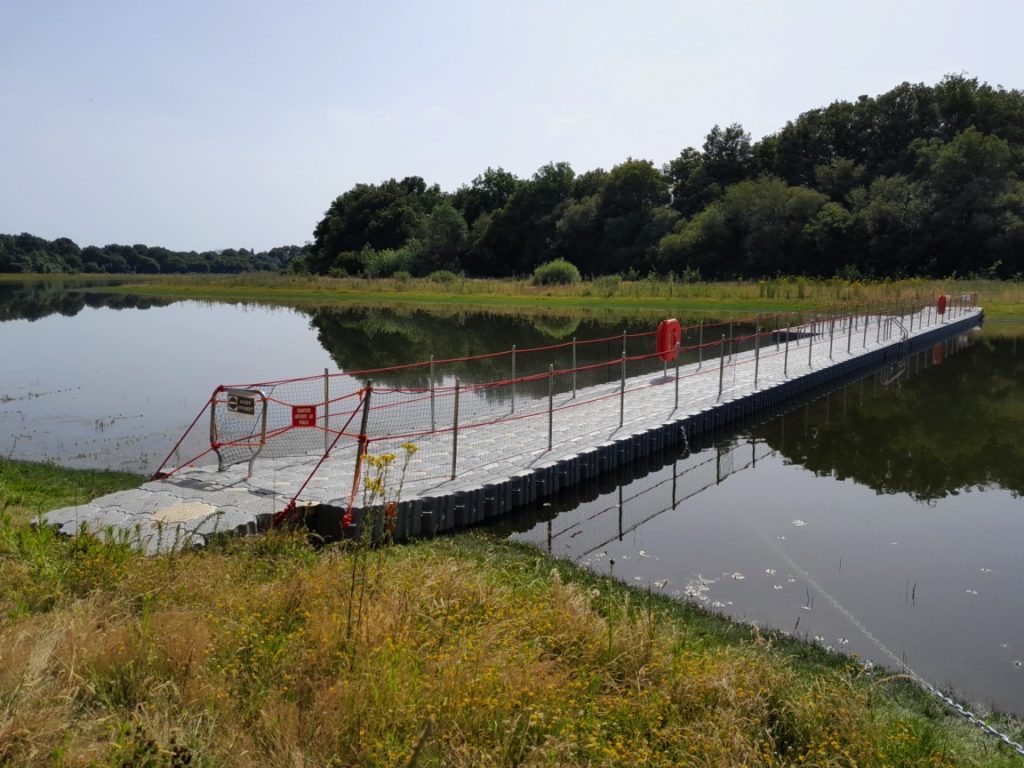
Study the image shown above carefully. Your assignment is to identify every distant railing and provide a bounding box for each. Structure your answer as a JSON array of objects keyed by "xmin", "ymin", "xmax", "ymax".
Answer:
[{"xmin": 150, "ymin": 292, "xmax": 978, "ymax": 526}]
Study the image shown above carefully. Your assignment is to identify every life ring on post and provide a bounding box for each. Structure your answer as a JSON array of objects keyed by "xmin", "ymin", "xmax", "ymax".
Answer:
[
  {"xmin": 936, "ymin": 294, "xmax": 947, "ymax": 315},
  {"xmin": 656, "ymin": 318, "xmax": 682, "ymax": 362}
]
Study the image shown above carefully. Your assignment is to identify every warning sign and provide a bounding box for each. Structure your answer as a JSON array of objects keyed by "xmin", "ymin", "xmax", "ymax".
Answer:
[
  {"xmin": 226, "ymin": 388, "xmax": 260, "ymax": 418},
  {"xmin": 291, "ymin": 405, "xmax": 317, "ymax": 428}
]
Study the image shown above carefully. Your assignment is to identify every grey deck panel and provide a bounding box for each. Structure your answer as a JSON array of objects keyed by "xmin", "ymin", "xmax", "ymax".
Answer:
[{"xmin": 43, "ymin": 308, "xmax": 982, "ymax": 550}]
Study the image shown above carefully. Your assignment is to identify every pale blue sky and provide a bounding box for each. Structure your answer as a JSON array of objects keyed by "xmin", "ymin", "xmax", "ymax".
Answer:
[{"xmin": 2, "ymin": 0, "xmax": 1021, "ymax": 251}]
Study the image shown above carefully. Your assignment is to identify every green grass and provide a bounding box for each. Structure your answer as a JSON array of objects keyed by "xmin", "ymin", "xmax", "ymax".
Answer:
[
  {"xmin": 2, "ymin": 459, "xmax": 1023, "ymax": 765},
  {"xmin": 45, "ymin": 272, "xmax": 1024, "ymax": 319},
  {"xmin": 0, "ymin": 459, "xmax": 142, "ymax": 526}
]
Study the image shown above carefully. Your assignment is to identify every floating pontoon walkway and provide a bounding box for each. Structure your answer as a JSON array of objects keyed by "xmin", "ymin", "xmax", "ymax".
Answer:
[{"xmin": 45, "ymin": 304, "xmax": 983, "ymax": 550}]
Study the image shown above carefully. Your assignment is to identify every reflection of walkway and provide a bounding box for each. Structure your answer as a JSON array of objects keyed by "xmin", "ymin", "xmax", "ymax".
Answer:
[
  {"xmin": 537, "ymin": 438, "xmax": 774, "ymax": 560},
  {"xmin": 44, "ymin": 307, "xmax": 983, "ymax": 551}
]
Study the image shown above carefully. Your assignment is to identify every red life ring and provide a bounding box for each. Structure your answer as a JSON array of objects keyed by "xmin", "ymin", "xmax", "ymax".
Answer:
[
  {"xmin": 657, "ymin": 318, "xmax": 682, "ymax": 362},
  {"xmin": 936, "ymin": 294, "xmax": 947, "ymax": 315}
]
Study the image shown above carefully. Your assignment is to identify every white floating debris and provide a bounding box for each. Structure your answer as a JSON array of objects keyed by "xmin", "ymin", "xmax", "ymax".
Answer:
[
  {"xmin": 773, "ymin": 584, "xmax": 783, "ymax": 591},
  {"xmin": 777, "ymin": 535, "xmax": 787, "ymax": 541},
  {"xmin": 966, "ymin": 589, "xmax": 979, "ymax": 596},
  {"xmin": 787, "ymin": 577, "xmax": 797, "ymax": 584},
  {"xmin": 792, "ymin": 519, "xmax": 807, "ymax": 527},
  {"xmin": 980, "ymin": 568, "xmax": 994, "ymax": 574},
  {"xmin": 683, "ymin": 575, "xmax": 715, "ymax": 601},
  {"xmin": 890, "ymin": 541, "xmax": 899, "ymax": 546},
  {"xmin": 765, "ymin": 568, "xmax": 777, "ymax": 575},
  {"xmin": 638, "ymin": 550, "xmax": 650, "ymax": 558},
  {"xmin": 633, "ymin": 576, "xmax": 644, "ymax": 581},
  {"xmin": 654, "ymin": 579, "xmax": 670, "ymax": 590},
  {"xmin": 838, "ymin": 637, "xmax": 850, "ymax": 646},
  {"xmin": 1013, "ymin": 660, "xmax": 1022, "ymax": 668},
  {"xmin": 813, "ymin": 635, "xmax": 826, "ymax": 643},
  {"xmin": 801, "ymin": 605, "xmax": 812, "ymax": 611},
  {"xmin": 730, "ymin": 572, "xmax": 745, "ymax": 580},
  {"xmin": 620, "ymin": 554, "xmax": 629, "ymax": 560}
]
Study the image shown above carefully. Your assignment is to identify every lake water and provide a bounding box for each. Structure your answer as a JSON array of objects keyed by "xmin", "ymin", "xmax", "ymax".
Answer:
[{"xmin": 2, "ymin": 280, "xmax": 1022, "ymax": 716}]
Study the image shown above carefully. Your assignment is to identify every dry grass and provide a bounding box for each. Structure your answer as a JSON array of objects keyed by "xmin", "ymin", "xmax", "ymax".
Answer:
[
  {"xmin": 2, "ymin": 460, "xmax": 1023, "ymax": 766},
  {"xmin": 79, "ymin": 273, "xmax": 1024, "ymax": 318}
]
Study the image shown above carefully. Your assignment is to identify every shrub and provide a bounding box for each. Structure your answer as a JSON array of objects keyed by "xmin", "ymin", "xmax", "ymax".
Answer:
[
  {"xmin": 359, "ymin": 246, "xmax": 414, "ymax": 278},
  {"xmin": 532, "ymin": 258, "xmax": 581, "ymax": 286},
  {"xmin": 391, "ymin": 270, "xmax": 411, "ymax": 283},
  {"xmin": 427, "ymin": 269, "xmax": 459, "ymax": 283}
]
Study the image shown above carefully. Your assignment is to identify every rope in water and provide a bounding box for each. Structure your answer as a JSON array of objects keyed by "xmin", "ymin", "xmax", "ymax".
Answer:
[{"xmin": 761, "ymin": 532, "xmax": 1024, "ymax": 758}]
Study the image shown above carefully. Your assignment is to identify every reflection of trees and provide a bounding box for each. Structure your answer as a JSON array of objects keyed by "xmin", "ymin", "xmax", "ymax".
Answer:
[
  {"xmin": 756, "ymin": 334, "xmax": 1024, "ymax": 500},
  {"xmin": 529, "ymin": 314, "xmax": 581, "ymax": 339},
  {"xmin": 305, "ymin": 306, "xmax": 662, "ymax": 387},
  {"xmin": 0, "ymin": 281, "xmax": 175, "ymax": 322}
]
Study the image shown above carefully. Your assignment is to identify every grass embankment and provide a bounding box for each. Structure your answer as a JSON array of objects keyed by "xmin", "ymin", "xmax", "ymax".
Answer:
[
  {"xmin": 70, "ymin": 273, "xmax": 1024, "ymax": 319},
  {"xmin": 2, "ymin": 459, "xmax": 1022, "ymax": 767}
]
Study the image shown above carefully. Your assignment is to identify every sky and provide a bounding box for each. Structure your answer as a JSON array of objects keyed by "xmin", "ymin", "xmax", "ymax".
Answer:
[{"xmin": 2, "ymin": 0, "xmax": 1022, "ymax": 252}]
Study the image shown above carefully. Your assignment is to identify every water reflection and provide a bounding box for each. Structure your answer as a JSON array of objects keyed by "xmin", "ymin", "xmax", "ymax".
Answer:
[
  {"xmin": 0, "ymin": 280, "xmax": 174, "ymax": 322},
  {"xmin": 760, "ymin": 331, "xmax": 1024, "ymax": 500},
  {"xmin": 508, "ymin": 328, "xmax": 1024, "ymax": 715}
]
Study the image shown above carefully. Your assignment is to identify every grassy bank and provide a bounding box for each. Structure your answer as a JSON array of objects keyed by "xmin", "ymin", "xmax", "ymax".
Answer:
[
  {"xmin": 54, "ymin": 272, "xmax": 1024, "ymax": 319},
  {"xmin": 2, "ymin": 460, "xmax": 1022, "ymax": 766}
]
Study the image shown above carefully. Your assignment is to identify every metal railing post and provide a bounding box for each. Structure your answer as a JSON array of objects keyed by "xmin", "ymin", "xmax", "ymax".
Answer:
[
  {"xmin": 808, "ymin": 316, "xmax": 814, "ymax": 368},
  {"xmin": 698, "ymin": 322, "xmax": 704, "ymax": 369},
  {"xmin": 323, "ymin": 368, "xmax": 330, "ymax": 453},
  {"xmin": 784, "ymin": 319, "xmax": 790, "ymax": 377},
  {"xmin": 619, "ymin": 352, "xmax": 626, "ymax": 428},
  {"xmin": 571, "ymin": 336, "xmax": 577, "ymax": 398},
  {"xmin": 510, "ymin": 345, "xmax": 516, "ymax": 413},
  {"xmin": 828, "ymin": 314, "xmax": 835, "ymax": 359},
  {"xmin": 863, "ymin": 305, "xmax": 869, "ymax": 348},
  {"xmin": 429, "ymin": 355, "xmax": 436, "ymax": 432},
  {"xmin": 622, "ymin": 330, "xmax": 627, "ymax": 358},
  {"xmin": 674, "ymin": 341, "xmax": 680, "ymax": 411},
  {"xmin": 451, "ymin": 379, "xmax": 460, "ymax": 480},
  {"xmin": 717, "ymin": 334, "xmax": 726, "ymax": 401},
  {"xmin": 847, "ymin": 308, "xmax": 854, "ymax": 354},
  {"xmin": 754, "ymin": 324, "xmax": 761, "ymax": 389},
  {"xmin": 548, "ymin": 364, "xmax": 554, "ymax": 450},
  {"xmin": 355, "ymin": 380, "xmax": 372, "ymax": 483}
]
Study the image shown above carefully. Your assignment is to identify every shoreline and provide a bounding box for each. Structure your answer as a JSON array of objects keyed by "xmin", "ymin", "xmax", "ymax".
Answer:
[{"xmin": 2, "ymin": 457, "xmax": 1022, "ymax": 765}]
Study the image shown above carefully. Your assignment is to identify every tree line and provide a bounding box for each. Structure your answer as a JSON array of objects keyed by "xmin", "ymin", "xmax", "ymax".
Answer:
[
  {"xmin": 4, "ymin": 74, "xmax": 1022, "ymax": 281},
  {"xmin": 311, "ymin": 74, "xmax": 1024, "ymax": 281},
  {"xmin": 0, "ymin": 234, "xmax": 308, "ymax": 274}
]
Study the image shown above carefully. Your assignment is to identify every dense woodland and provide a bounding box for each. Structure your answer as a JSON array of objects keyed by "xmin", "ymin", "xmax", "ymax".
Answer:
[
  {"xmin": 0, "ymin": 235, "xmax": 308, "ymax": 275},
  {"xmin": 5, "ymin": 75, "xmax": 1023, "ymax": 280}
]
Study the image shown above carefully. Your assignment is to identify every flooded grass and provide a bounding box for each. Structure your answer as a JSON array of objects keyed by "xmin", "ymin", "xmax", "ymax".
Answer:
[
  {"xmin": 1, "ymin": 460, "xmax": 1022, "ymax": 766},
  {"xmin": 79, "ymin": 273, "xmax": 1024, "ymax": 319}
]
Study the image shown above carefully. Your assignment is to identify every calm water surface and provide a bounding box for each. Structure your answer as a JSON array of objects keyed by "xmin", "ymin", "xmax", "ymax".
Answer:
[
  {"xmin": 509, "ymin": 331, "xmax": 1024, "ymax": 715},
  {"xmin": 2, "ymin": 281, "xmax": 1022, "ymax": 715}
]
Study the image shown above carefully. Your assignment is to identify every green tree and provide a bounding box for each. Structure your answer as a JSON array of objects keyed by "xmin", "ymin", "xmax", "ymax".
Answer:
[{"xmin": 419, "ymin": 201, "xmax": 469, "ymax": 274}]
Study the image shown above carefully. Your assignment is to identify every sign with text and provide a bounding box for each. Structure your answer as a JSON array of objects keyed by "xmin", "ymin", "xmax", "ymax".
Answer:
[
  {"xmin": 291, "ymin": 404, "xmax": 318, "ymax": 428},
  {"xmin": 225, "ymin": 388, "xmax": 260, "ymax": 419}
]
